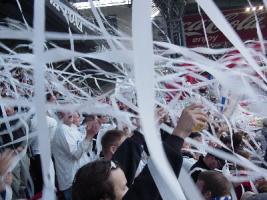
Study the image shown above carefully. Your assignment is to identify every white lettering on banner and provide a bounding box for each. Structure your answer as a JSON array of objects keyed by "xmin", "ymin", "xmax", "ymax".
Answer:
[
  {"xmin": 184, "ymin": 11, "xmax": 266, "ymax": 36},
  {"xmin": 237, "ymin": 14, "xmax": 265, "ymax": 31},
  {"xmin": 49, "ymin": 0, "xmax": 83, "ymax": 32},
  {"xmin": 192, "ymin": 35, "xmax": 219, "ymax": 44}
]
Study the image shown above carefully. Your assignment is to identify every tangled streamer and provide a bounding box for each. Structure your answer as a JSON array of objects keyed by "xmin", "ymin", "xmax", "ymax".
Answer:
[{"xmin": 0, "ymin": 0, "xmax": 267, "ymax": 199}]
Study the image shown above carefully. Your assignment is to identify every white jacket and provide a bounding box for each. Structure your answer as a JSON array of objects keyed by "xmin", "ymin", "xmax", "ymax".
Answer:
[{"xmin": 51, "ymin": 123, "xmax": 92, "ymax": 191}]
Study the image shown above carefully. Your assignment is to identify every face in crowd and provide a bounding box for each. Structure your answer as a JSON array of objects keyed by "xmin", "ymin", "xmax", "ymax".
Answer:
[
  {"xmin": 72, "ymin": 160, "xmax": 128, "ymax": 200},
  {"xmin": 62, "ymin": 112, "xmax": 74, "ymax": 126},
  {"xmin": 72, "ymin": 112, "xmax": 81, "ymax": 126}
]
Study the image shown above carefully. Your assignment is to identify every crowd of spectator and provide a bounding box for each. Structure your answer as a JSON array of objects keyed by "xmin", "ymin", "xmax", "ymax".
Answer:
[{"xmin": 0, "ymin": 69, "xmax": 267, "ymax": 200}]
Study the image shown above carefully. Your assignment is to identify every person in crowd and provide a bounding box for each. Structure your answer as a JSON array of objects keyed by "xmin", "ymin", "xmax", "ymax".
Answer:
[
  {"xmin": 233, "ymin": 150, "xmax": 253, "ymax": 200},
  {"xmin": 0, "ymin": 106, "xmax": 30, "ymax": 199},
  {"xmin": 29, "ymin": 112, "xmax": 57, "ymax": 194},
  {"xmin": 80, "ymin": 114, "xmax": 99, "ymax": 159},
  {"xmin": 196, "ymin": 171, "xmax": 232, "ymax": 200},
  {"xmin": 190, "ymin": 150, "xmax": 225, "ymax": 182},
  {"xmin": 101, "ymin": 129, "xmax": 128, "ymax": 160},
  {"xmin": 96, "ymin": 115, "xmax": 117, "ymax": 157},
  {"xmin": 46, "ymin": 92, "xmax": 57, "ymax": 118},
  {"xmin": 112, "ymin": 129, "xmax": 148, "ymax": 187},
  {"xmin": 51, "ymin": 111, "xmax": 100, "ymax": 200},
  {"xmin": 0, "ymin": 149, "xmax": 15, "ymax": 200},
  {"xmin": 220, "ymin": 135, "xmax": 232, "ymax": 149},
  {"xmin": 72, "ymin": 104, "xmax": 208, "ymax": 200},
  {"xmin": 29, "ymin": 92, "xmax": 58, "ymax": 195},
  {"xmin": 71, "ymin": 112, "xmax": 94, "ymax": 167},
  {"xmin": 233, "ymin": 132, "xmax": 245, "ymax": 151},
  {"xmin": 182, "ymin": 140, "xmax": 198, "ymax": 172},
  {"xmin": 189, "ymin": 132, "xmax": 203, "ymax": 143}
]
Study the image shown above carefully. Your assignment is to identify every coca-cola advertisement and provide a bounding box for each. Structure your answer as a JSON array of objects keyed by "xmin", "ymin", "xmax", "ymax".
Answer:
[{"xmin": 183, "ymin": 9, "xmax": 267, "ymax": 48}]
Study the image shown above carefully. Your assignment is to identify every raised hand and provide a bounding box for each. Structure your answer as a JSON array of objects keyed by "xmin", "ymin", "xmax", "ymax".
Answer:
[
  {"xmin": 173, "ymin": 104, "xmax": 208, "ymax": 139},
  {"xmin": 0, "ymin": 149, "xmax": 15, "ymax": 177},
  {"xmin": 86, "ymin": 120, "xmax": 101, "ymax": 140}
]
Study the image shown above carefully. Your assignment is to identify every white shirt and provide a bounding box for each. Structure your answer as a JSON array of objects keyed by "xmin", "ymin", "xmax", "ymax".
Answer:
[
  {"xmin": 51, "ymin": 122, "xmax": 92, "ymax": 191},
  {"xmin": 71, "ymin": 124, "xmax": 92, "ymax": 169},
  {"xmin": 183, "ymin": 157, "xmax": 197, "ymax": 172}
]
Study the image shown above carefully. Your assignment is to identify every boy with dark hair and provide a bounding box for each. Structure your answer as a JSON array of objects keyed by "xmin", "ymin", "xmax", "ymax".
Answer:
[
  {"xmin": 101, "ymin": 130, "xmax": 128, "ymax": 160},
  {"xmin": 196, "ymin": 171, "xmax": 232, "ymax": 200}
]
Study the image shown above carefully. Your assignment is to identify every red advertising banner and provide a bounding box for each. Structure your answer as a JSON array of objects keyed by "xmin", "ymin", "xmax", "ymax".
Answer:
[{"xmin": 183, "ymin": 9, "xmax": 267, "ymax": 48}]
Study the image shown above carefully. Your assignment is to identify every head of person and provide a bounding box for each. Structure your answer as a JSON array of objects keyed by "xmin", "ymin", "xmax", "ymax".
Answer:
[
  {"xmin": 203, "ymin": 153, "xmax": 224, "ymax": 170},
  {"xmin": 82, "ymin": 114, "xmax": 97, "ymax": 125},
  {"xmin": 98, "ymin": 115, "xmax": 109, "ymax": 124},
  {"xmin": 182, "ymin": 141, "xmax": 191, "ymax": 150},
  {"xmin": 72, "ymin": 112, "xmax": 81, "ymax": 127},
  {"xmin": 101, "ymin": 130, "xmax": 128, "ymax": 160},
  {"xmin": 189, "ymin": 132, "xmax": 202, "ymax": 143},
  {"xmin": 46, "ymin": 92, "xmax": 56, "ymax": 103},
  {"xmin": 233, "ymin": 132, "xmax": 245, "ymax": 150},
  {"xmin": 196, "ymin": 171, "xmax": 231, "ymax": 200},
  {"xmin": 72, "ymin": 160, "xmax": 128, "ymax": 200},
  {"xmin": 60, "ymin": 112, "xmax": 73, "ymax": 126},
  {"xmin": 220, "ymin": 136, "xmax": 232, "ymax": 149},
  {"xmin": 4, "ymin": 106, "xmax": 16, "ymax": 116}
]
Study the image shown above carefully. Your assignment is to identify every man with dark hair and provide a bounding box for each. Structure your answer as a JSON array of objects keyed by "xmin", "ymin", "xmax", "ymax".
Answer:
[
  {"xmin": 196, "ymin": 171, "xmax": 232, "ymax": 200},
  {"xmin": 190, "ymin": 152, "xmax": 225, "ymax": 182},
  {"xmin": 73, "ymin": 160, "xmax": 125, "ymax": 200},
  {"xmin": 189, "ymin": 132, "xmax": 202, "ymax": 142},
  {"xmin": 101, "ymin": 130, "xmax": 128, "ymax": 160}
]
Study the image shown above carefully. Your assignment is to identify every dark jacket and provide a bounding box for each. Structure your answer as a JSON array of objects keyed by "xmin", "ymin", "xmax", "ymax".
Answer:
[
  {"xmin": 113, "ymin": 131, "xmax": 184, "ymax": 200},
  {"xmin": 112, "ymin": 130, "xmax": 148, "ymax": 186},
  {"xmin": 190, "ymin": 155, "xmax": 211, "ymax": 182}
]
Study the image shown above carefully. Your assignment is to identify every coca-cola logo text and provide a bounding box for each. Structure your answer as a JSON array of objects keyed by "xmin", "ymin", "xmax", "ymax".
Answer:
[{"xmin": 184, "ymin": 11, "xmax": 266, "ymax": 37}]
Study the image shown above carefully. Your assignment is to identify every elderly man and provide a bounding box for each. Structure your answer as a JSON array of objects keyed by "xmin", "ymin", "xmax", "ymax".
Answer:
[{"xmin": 51, "ymin": 112, "xmax": 100, "ymax": 200}]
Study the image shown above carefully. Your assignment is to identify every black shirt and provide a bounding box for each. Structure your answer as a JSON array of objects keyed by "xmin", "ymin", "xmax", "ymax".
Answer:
[
  {"xmin": 190, "ymin": 155, "xmax": 211, "ymax": 182},
  {"xmin": 113, "ymin": 131, "xmax": 184, "ymax": 200}
]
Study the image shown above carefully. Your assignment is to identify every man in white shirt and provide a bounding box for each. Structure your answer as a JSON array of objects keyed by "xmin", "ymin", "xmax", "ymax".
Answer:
[
  {"xmin": 71, "ymin": 112, "xmax": 93, "ymax": 168},
  {"xmin": 51, "ymin": 112, "xmax": 100, "ymax": 200}
]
